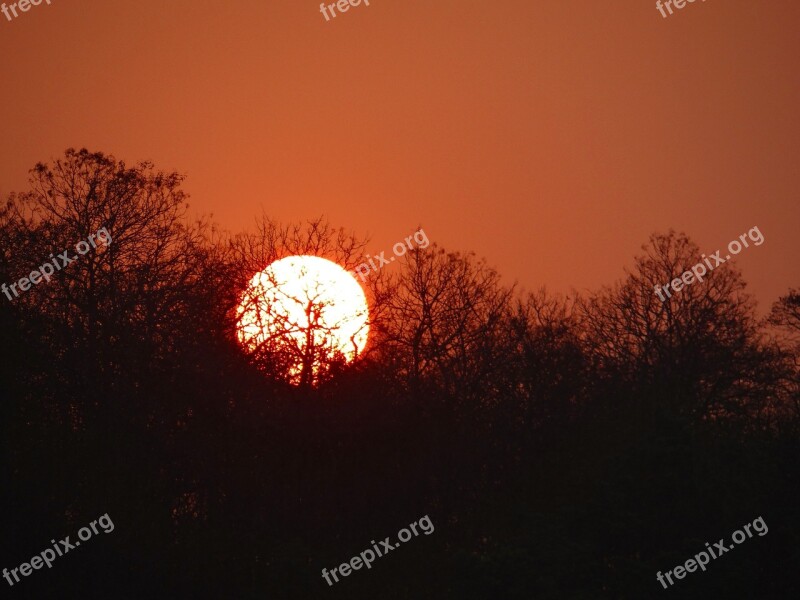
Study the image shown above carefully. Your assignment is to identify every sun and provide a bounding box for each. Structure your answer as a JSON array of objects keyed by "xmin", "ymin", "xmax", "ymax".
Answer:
[{"xmin": 235, "ymin": 255, "xmax": 369, "ymax": 385}]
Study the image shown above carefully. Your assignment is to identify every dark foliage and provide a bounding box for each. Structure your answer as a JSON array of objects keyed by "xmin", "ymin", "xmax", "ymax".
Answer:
[{"xmin": 1, "ymin": 150, "xmax": 798, "ymax": 599}]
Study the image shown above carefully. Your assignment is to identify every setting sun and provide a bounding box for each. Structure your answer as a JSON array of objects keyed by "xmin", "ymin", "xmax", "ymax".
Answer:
[{"xmin": 236, "ymin": 255, "xmax": 369, "ymax": 384}]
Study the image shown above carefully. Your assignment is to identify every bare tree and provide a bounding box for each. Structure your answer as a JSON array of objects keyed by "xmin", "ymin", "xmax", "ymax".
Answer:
[
  {"xmin": 769, "ymin": 289, "xmax": 800, "ymax": 342},
  {"xmin": 0, "ymin": 148, "xmax": 227, "ymax": 422},
  {"xmin": 768, "ymin": 289, "xmax": 800, "ymax": 426},
  {"xmin": 230, "ymin": 216, "xmax": 378, "ymax": 387},
  {"xmin": 377, "ymin": 243, "xmax": 515, "ymax": 406},
  {"xmin": 577, "ymin": 231, "xmax": 779, "ymax": 427},
  {"xmin": 509, "ymin": 289, "xmax": 586, "ymax": 428}
]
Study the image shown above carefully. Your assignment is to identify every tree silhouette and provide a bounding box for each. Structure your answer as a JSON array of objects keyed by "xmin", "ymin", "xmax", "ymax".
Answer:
[
  {"xmin": 1, "ymin": 150, "xmax": 798, "ymax": 599},
  {"xmin": 235, "ymin": 256, "xmax": 369, "ymax": 387},
  {"xmin": 231, "ymin": 216, "xmax": 375, "ymax": 387},
  {"xmin": 378, "ymin": 243, "xmax": 514, "ymax": 405},
  {"xmin": 768, "ymin": 289, "xmax": 800, "ymax": 427},
  {"xmin": 577, "ymin": 231, "xmax": 781, "ymax": 426}
]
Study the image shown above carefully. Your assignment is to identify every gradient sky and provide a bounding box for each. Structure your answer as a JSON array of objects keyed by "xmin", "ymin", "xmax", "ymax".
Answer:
[{"xmin": 1, "ymin": 0, "xmax": 798, "ymax": 311}]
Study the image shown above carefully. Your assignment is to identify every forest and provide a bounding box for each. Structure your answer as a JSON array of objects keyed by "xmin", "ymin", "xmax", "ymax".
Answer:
[{"xmin": 1, "ymin": 149, "xmax": 798, "ymax": 598}]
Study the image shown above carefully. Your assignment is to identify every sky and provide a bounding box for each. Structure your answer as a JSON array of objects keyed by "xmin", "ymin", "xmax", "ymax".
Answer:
[{"xmin": 1, "ymin": 0, "xmax": 798, "ymax": 312}]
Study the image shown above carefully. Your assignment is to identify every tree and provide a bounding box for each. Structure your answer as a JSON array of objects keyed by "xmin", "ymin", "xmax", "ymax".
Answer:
[
  {"xmin": 508, "ymin": 289, "xmax": 586, "ymax": 430},
  {"xmin": 769, "ymin": 289, "xmax": 800, "ymax": 341},
  {"xmin": 768, "ymin": 289, "xmax": 800, "ymax": 426},
  {"xmin": 0, "ymin": 147, "xmax": 234, "ymax": 426},
  {"xmin": 577, "ymin": 231, "xmax": 777, "ymax": 426},
  {"xmin": 230, "ymin": 215, "xmax": 375, "ymax": 387},
  {"xmin": 378, "ymin": 243, "xmax": 515, "ymax": 407}
]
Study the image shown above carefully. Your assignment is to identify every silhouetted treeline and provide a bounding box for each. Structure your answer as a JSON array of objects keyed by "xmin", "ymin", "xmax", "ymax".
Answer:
[{"xmin": 1, "ymin": 149, "xmax": 798, "ymax": 599}]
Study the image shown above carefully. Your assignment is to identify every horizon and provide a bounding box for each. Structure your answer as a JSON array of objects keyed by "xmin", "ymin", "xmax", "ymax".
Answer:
[{"xmin": 1, "ymin": 0, "xmax": 797, "ymax": 311}]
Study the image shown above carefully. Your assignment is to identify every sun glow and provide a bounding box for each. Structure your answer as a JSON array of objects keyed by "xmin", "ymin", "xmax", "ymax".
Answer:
[{"xmin": 236, "ymin": 255, "xmax": 369, "ymax": 384}]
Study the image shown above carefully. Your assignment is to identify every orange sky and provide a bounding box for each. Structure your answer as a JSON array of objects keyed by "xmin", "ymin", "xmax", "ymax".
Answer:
[{"xmin": 1, "ymin": 0, "xmax": 798, "ymax": 311}]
